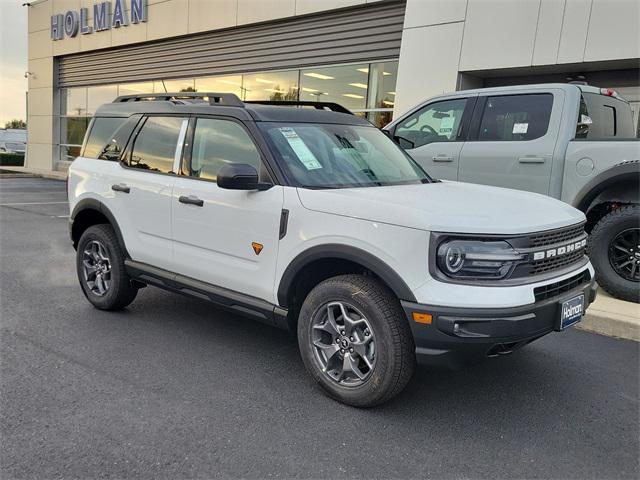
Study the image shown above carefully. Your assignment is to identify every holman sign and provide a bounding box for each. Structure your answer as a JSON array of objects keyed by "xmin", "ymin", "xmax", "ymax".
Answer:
[{"xmin": 51, "ymin": 0, "xmax": 147, "ymax": 40}]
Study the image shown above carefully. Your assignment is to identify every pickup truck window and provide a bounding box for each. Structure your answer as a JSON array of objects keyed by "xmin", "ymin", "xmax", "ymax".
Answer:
[
  {"xmin": 189, "ymin": 118, "xmax": 263, "ymax": 182},
  {"xmin": 129, "ymin": 116, "xmax": 184, "ymax": 174},
  {"xmin": 394, "ymin": 98, "xmax": 467, "ymax": 149},
  {"xmin": 576, "ymin": 93, "xmax": 636, "ymax": 139},
  {"xmin": 478, "ymin": 94, "xmax": 553, "ymax": 141}
]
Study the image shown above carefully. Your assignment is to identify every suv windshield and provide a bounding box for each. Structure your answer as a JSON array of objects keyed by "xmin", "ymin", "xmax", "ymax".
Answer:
[{"xmin": 260, "ymin": 122, "xmax": 430, "ymax": 188}]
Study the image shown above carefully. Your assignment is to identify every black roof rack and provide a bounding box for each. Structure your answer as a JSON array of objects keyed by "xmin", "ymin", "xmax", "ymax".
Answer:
[
  {"xmin": 244, "ymin": 100, "xmax": 353, "ymax": 115},
  {"xmin": 113, "ymin": 92, "xmax": 244, "ymax": 107}
]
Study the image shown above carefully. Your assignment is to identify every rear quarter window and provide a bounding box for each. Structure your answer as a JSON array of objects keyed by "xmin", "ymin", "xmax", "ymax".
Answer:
[
  {"xmin": 577, "ymin": 93, "xmax": 636, "ymax": 139},
  {"xmin": 83, "ymin": 116, "xmax": 139, "ymax": 161}
]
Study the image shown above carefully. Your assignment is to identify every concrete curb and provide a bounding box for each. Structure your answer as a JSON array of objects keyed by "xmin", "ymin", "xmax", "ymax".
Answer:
[
  {"xmin": 0, "ymin": 166, "xmax": 66, "ymax": 181},
  {"xmin": 577, "ymin": 290, "xmax": 639, "ymax": 341}
]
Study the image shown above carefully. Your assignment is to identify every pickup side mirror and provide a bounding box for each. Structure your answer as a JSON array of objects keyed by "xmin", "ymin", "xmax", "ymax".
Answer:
[{"xmin": 217, "ymin": 163, "xmax": 272, "ymax": 191}]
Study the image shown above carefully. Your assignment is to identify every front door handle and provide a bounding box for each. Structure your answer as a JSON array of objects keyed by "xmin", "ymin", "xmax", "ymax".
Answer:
[
  {"xmin": 518, "ymin": 156, "xmax": 546, "ymax": 164},
  {"xmin": 111, "ymin": 183, "xmax": 130, "ymax": 193},
  {"xmin": 432, "ymin": 155, "xmax": 454, "ymax": 163},
  {"xmin": 179, "ymin": 195, "xmax": 204, "ymax": 207}
]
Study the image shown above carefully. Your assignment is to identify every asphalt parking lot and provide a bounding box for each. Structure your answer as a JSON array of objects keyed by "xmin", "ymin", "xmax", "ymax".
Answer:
[{"xmin": 1, "ymin": 177, "xmax": 638, "ymax": 479}]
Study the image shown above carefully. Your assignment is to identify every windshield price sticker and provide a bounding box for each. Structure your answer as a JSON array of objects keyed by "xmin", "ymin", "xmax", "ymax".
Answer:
[{"xmin": 278, "ymin": 127, "xmax": 323, "ymax": 170}]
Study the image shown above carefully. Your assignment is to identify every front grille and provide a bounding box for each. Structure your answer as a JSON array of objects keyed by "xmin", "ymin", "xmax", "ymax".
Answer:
[
  {"xmin": 530, "ymin": 249, "xmax": 586, "ymax": 275},
  {"xmin": 507, "ymin": 222, "xmax": 588, "ymax": 278},
  {"xmin": 528, "ymin": 223, "xmax": 585, "ymax": 248},
  {"xmin": 534, "ymin": 270, "xmax": 591, "ymax": 302}
]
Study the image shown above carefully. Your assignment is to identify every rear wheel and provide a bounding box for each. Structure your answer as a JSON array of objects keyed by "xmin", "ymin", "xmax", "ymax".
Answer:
[
  {"xmin": 76, "ymin": 224, "xmax": 138, "ymax": 310},
  {"xmin": 588, "ymin": 205, "xmax": 640, "ymax": 303},
  {"xmin": 297, "ymin": 274, "xmax": 415, "ymax": 407}
]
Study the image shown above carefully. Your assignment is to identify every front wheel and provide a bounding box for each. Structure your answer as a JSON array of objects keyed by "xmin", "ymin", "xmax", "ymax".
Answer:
[
  {"xmin": 588, "ymin": 205, "xmax": 640, "ymax": 303},
  {"xmin": 297, "ymin": 274, "xmax": 415, "ymax": 407}
]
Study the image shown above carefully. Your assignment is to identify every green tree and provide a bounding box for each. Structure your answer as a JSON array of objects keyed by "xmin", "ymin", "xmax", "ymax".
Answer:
[{"xmin": 5, "ymin": 119, "xmax": 26, "ymax": 129}]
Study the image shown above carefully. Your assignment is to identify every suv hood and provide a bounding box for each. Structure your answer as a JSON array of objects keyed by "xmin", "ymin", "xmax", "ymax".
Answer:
[{"xmin": 296, "ymin": 181, "xmax": 585, "ymax": 235}]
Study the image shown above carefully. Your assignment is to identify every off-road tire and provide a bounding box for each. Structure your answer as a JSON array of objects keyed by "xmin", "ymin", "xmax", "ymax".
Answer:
[
  {"xmin": 588, "ymin": 205, "xmax": 640, "ymax": 303},
  {"xmin": 297, "ymin": 274, "xmax": 415, "ymax": 407},
  {"xmin": 76, "ymin": 224, "xmax": 138, "ymax": 310}
]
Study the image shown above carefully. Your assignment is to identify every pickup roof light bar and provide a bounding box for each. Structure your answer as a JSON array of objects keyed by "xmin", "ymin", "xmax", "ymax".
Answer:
[
  {"xmin": 113, "ymin": 93, "xmax": 353, "ymax": 114},
  {"xmin": 599, "ymin": 88, "xmax": 618, "ymax": 97}
]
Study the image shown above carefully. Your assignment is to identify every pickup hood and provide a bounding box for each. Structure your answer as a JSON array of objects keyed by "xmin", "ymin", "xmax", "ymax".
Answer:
[{"xmin": 296, "ymin": 181, "xmax": 585, "ymax": 235}]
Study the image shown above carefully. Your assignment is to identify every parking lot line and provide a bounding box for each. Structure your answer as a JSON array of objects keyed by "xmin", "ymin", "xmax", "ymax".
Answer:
[{"xmin": 0, "ymin": 201, "xmax": 68, "ymax": 206}]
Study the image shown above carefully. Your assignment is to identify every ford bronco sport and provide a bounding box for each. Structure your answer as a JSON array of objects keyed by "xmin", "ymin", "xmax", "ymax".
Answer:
[
  {"xmin": 385, "ymin": 83, "xmax": 639, "ymax": 303},
  {"xmin": 68, "ymin": 93, "xmax": 597, "ymax": 407}
]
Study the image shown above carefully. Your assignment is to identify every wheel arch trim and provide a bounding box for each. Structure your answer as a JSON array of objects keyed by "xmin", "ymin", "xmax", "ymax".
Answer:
[
  {"xmin": 277, "ymin": 244, "xmax": 417, "ymax": 307},
  {"xmin": 573, "ymin": 161, "xmax": 640, "ymax": 212},
  {"xmin": 70, "ymin": 198, "xmax": 129, "ymax": 257}
]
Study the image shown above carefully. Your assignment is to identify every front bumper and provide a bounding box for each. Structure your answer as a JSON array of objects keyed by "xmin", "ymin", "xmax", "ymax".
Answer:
[{"xmin": 401, "ymin": 275, "xmax": 598, "ymax": 369}]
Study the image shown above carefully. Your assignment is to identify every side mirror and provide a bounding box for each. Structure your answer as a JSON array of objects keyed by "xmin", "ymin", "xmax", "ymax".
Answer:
[{"xmin": 217, "ymin": 163, "xmax": 272, "ymax": 191}]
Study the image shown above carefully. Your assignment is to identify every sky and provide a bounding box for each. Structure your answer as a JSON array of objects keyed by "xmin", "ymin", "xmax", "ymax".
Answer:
[{"xmin": 0, "ymin": 0, "xmax": 28, "ymax": 127}]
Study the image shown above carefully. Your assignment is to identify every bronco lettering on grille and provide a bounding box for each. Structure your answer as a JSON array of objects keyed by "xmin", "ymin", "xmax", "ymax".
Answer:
[{"xmin": 532, "ymin": 238, "xmax": 587, "ymax": 261}]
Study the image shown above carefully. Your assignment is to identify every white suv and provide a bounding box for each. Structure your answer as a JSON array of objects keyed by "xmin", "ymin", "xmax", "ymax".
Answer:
[{"xmin": 68, "ymin": 93, "xmax": 597, "ymax": 407}]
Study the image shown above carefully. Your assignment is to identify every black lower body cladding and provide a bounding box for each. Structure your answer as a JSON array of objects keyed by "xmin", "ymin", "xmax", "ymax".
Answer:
[{"xmin": 401, "ymin": 274, "xmax": 598, "ymax": 369}]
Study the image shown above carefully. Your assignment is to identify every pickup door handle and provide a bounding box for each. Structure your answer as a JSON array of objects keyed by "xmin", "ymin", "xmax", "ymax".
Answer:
[
  {"xmin": 432, "ymin": 155, "xmax": 454, "ymax": 162},
  {"xmin": 111, "ymin": 183, "xmax": 130, "ymax": 193},
  {"xmin": 518, "ymin": 156, "xmax": 546, "ymax": 164},
  {"xmin": 179, "ymin": 195, "xmax": 204, "ymax": 207}
]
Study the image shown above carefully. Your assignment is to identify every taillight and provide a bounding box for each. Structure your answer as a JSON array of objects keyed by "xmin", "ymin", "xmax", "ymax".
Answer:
[{"xmin": 600, "ymin": 88, "xmax": 617, "ymax": 97}]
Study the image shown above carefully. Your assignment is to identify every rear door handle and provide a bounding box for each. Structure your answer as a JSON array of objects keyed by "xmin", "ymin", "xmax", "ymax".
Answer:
[
  {"xmin": 179, "ymin": 195, "xmax": 204, "ymax": 207},
  {"xmin": 518, "ymin": 156, "xmax": 546, "ymax": 164},
  {"xmin": 111, "ymin": 183, "xmax": 130, "ymax": 193},
  {"xmin": 432, "ymin": 155, "xmax": 454, "ymax": 163}
]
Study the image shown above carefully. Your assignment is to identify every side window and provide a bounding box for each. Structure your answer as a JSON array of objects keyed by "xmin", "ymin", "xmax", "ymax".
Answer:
[
  {"xmin": 394, "ymin": 98, "xmax": 468, "ymax": 149},
  {"xmin": 129, "ymin": 116, "xmax": 184, "ymax": 173},
  {"xmin": 579, "ymin": 93, "xmax": 629, "ymax": 138},
  {"xmin": 478, "ymin": 94, "xmax": 553, "ymax": 141},
  {"xmin": 83, "ymin": 116, "xmax": 138, "ymax": 161},
  {"xmin": 189, "ymin": 118, "xmax": 263, "ymax": 182}
]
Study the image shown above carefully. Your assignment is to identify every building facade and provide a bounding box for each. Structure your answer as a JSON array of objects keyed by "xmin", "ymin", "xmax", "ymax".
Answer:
[{"xmin": 26, "ymin": 0, "xmax": 640, "ymax": 173}]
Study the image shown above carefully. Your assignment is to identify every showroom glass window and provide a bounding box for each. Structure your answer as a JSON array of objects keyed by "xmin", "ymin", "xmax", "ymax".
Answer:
[
  {"xmin": 60, "ymin": 88, "xmax": 89, "ymax": 161},
  {"xmin": 128, "ymin": 117, "xmax": 185, "ymax": 173},
  {"xmin": 478, "ymin": 94, "xmax": 553, "ymax": 141},
  {"xmin": 189, "ymin": 118, "xmax": 263, "ymax": 182},
  {"xmin": 58, "ymin": 60, "xmax": 401, "ymax": 162}
]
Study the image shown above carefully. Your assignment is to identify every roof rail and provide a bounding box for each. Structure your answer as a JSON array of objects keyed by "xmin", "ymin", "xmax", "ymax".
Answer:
[
  {"xmin": 113, "ymin": 92, "xmax": 244, "ymax": 107},
  {"xmin": 244, "ymin": 100, "xmax": 353, "ymax": 115}
]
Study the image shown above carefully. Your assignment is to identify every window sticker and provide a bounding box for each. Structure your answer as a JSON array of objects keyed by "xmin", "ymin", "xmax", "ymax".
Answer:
[
  {"xmin": 439, "ymin": 116, "xmax": 455, "ymax": 135},
  {"xmin": 512, "ymin": 123, "xmax": 529, "ymax": 134},
  {"xmin": 278, "ymin": 127, "xmax": 323, "ymax": 170}
]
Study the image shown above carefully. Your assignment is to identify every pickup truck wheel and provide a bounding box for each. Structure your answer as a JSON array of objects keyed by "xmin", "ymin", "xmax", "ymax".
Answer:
[
  {"xmin": 76, "ymin": 224, "xmax": 138, "ymax": 310},
  {"xmin": 297, "ymin": 274, "xmax": 415, "ymax": 407},
  {"xmin": 588, "ymin": 205, "xmax": 640, "ymax": 303}
]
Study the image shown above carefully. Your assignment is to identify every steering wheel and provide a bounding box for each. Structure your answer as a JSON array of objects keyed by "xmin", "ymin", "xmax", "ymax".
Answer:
[{"xmin": 419, "ymin": 125, "xmax": 438, "ymax": 135}]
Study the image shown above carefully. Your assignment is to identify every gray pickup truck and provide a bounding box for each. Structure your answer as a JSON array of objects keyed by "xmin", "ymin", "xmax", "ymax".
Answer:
[{"xmin": 385, "ymin": 83, "xmax": 639, "ymax": 302}]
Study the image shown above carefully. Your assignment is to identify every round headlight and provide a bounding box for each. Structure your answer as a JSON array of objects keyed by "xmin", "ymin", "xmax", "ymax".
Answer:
[{"xmin": 444, "ymin": 245, "xmax": 465, "ymax": 273}]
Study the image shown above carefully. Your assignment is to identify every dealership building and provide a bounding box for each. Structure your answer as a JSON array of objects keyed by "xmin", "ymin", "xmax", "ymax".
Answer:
[{"xmin": 25, "ymin": 0, "xmax": 640, "ymax": 174}]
